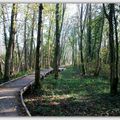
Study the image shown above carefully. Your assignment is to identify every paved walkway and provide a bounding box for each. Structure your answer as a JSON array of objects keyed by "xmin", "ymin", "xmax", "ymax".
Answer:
[{"xmin": 0, "ymin": 68, "xmax": 53, "ymax": 116}]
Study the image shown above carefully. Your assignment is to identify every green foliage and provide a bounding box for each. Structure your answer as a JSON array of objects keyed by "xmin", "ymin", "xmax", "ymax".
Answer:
[
  {"xmin": 85, "ymin": 60, "xmax": 97, "ymax": 75},
  {"xmin": 100, "ymin": 64, "xmax": 110, "ymax": 78},
  {"xmin": 11, "ymin": 70, "xmax": 29, "ymax": 79},
  {"xmin": 100, "ymin": 47, "xmax": 109, "ymax": 63},
  {"xmin": 24, "ymin": 67, "xmax": 120, "ymax": 116}
]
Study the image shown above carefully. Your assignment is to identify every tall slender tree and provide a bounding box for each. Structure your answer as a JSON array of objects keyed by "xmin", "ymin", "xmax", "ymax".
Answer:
[
  {"xmin": 24, "ymin": 5, "xmax": 29, "ymax": 71},
  {"xmin": 4, "ymin": 4, "xmax": 17, "ymax": 81},
  {"xmin": 59, "ymin": 4, "xmax": 66, "ymax": 66},
  {"xmin": 10, "ymin": 5, "xmax": 17, "ymax": 75},
  {"xmin": 1, "ymin": 5, "xmax": 8, "ymax": 50},
  {"xmin": 87, "ymin": 3, "xmax": 92, "ymax": 61},
  {"xmin": 94, "ymin": 9, "xmax": 105, "ymax": 76},
  {"xmin": 78, "ymin": 4, "xmax": 88, "ymax": 75},
  {"xmin": 35, "ymin": 4, "xmax": 43, "ymax": 89},
  {"xmin": 29, "ymin": 10, "xmax": 35, "ymax": 69},
  {"xmin": 113, "ymin": 6, "xmax": 119, "ymax": 91},
  {"xmin": 54, "ymin": 4, "xmax": 60, "ymax": 79},
  {"xmin": 47, "ymin": 20, "xmax": 52, "ymax": 68},
  {"xmin": 103, "ymin": 4, "xmax": 118, "ymax": 96}
]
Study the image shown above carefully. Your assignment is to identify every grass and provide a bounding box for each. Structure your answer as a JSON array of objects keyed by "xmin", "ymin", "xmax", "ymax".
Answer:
[{"xmin": 24, "ymin": 66, "xmax": 120, "ymax": 116}]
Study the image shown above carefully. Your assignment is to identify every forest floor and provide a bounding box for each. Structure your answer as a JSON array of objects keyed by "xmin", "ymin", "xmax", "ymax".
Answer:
[{"xmin": 24, "ymin": 66, "xmax": 120, "ymax": 116}]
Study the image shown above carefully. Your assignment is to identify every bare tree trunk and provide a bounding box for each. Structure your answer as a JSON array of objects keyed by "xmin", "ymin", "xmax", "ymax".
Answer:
[
  {"xmin": 47, "ymin": 21, "xmax": 51, "ymax": 68},
  {"xmin": 78, "ymin": 4, "xmax": 88, "ymax": 75},
  {"xmin": 72, "ymin": 38, "xmax": 75, "ymax": 66},
  {"xmin": 35, "ymin": 4, "xmax": 43, "ymax": 89},
  {"xmin": 109, "ymin": 4, "xmax": 116, "ymax": 96},
  {"xmin": 10, "ymin": 38, "xmax": 15, "ymax": 75},
  {"xmin": 54, "ymin": 4, "xmax": 60, "ymax": 79},
  {"xmin": 113, "ymin": 5, "xmax": 119, "ymax": 93},
  {"xmin": 103, "ymin": 4, "xmax": 117, "ymax": 96},
  {"xmin": 10, "ymin": 5, "xmax": 17, "ymax": 76},
  {"xmin": 94, "ymin": 10, "xmax": 104, "ymax": 76},
  {"xmin": 1, "ymin": 5, "xmax": 8, "ymax": 50},
  {"xmin": 40, "ymin": 26, "xmax": 43, "ymax": 68},
  {"xmin": 16, "ymin": 34, "xmax": 22, "ymax": 72},
  {"xmin": 24, "ymin": 5, "xmax": 29, "ymax": 71},
  {"xmin": 29, "ymin": 10, "xmax": 35, "ymax": 70},
  {"xmin": 4, "ymin": 4, "xmax": 17, "ymax": 81},
  {"xmin": 59, "ymin": 4, "xmax": 66, "ymax": 66},
  {"xmin": 87, "ymin": 3, "xmax": 92, "ymax": 61}
]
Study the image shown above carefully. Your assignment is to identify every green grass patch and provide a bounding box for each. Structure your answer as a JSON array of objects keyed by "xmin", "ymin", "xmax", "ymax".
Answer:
[{"xmin": 24, "ymin": 66, "xmax": 120, "ymax": 116}]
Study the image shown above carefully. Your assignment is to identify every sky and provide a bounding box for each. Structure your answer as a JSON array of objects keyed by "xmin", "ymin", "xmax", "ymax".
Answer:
[{"xmin": 66, "ymin": 4, "xmax": 77, "ymax": 17}]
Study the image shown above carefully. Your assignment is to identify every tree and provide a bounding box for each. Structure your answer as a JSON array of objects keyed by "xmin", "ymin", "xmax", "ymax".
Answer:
[
  {"xmin": 4, "ymin": 4, "xmax": 17, "ymax": 81},
  {"xmin": 93, "ymin": 8, "xmax": 105, "ymax": 76},
  {"xmin": 54, "ymin": 3, "xmax": 60, "ymax": 79},
  {"xmin": 103, "ymin": 4, "xmax": 118, "ymax": 96},
  {"xmin": 87, "ymin": 3, "xmax": 92, "ymax": 61},
  {"xmin": 59, "ymin": 4, "xmax": 66, "ymax": 66},
  {"xmin": 29, "ymin": 9, "xmax": 36, "ymax": 70},
  {"xmin": 78, "ymin": 4, "xmax": 88, "ymax": 75},
  {"xmin": 113, "ymin": 5, "xmax": 119, "ymax": 92},
  {"xmin": 35, "ymin": 4, "xmax": 43, "ymax": 89},
  {"xmin": 47, "ymin": 20, "xmax": 52, "ymax": 68},
  {"xmin": 24, "ymin": 5, "xmax": 29, "ymax": 71},
  {"xmin": 1, "ymin": 4, "xmax": 8, "ymax": 50}
]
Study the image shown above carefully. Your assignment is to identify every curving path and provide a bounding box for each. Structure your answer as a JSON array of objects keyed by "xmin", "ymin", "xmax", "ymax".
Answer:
[{"xmin": 0, "ymin": 68, "xmax": 54, "ymax": 116}]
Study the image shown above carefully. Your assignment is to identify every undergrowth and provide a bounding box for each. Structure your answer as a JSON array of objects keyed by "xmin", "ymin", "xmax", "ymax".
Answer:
[{"xmin": 24, "ymin": 66, "xmax": 120, "ymax": 116}]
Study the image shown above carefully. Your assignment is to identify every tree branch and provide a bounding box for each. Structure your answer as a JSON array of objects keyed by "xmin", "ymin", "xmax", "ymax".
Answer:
[{"xmin": 103, "ymin": 4, "xmax": 109, "ymax": 20}]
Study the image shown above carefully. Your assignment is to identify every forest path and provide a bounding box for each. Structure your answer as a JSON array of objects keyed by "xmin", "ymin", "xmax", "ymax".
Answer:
[{"xmin": 0, "ymin": 68, "xmax": 53, "ymax": 116}]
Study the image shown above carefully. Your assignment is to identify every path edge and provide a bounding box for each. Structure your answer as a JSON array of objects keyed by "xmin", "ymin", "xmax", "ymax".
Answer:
[{"xmin": 0, "ymin": 72, "xmax": 33, "ymax": 87}]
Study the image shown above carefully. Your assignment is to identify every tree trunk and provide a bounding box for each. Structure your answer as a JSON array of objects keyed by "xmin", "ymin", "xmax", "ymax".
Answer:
[
  {"xmin": 109, "ymin": 4, "xmax": 117, "ymax": 95},
  {"xmin": 35, "ymin": 4, "xmax": 43, "ymax": 89},
  {"xmin": 72, "ymin": 38, "xmax": 75, "ymax": 66},
  {"xmin": 113, "ymin": 5, "xmax": 119, "ymax": 94},
  {"xmin": 103, "ymin": 4, "xmax": 117, "ymax": 95},
  {"xmin": 54, "ymin": 4, "xmax": 60, "ymax": 79},
  {"xmin": 4, "ymin": 4, "xmax": 17, "ymax": 81},
  {"xmin": 78, "ymin": 4, "xmax": 88, "ymax": 75},
  {"xmin": 94, "ymin": 10, "xmax": 104, "ymax": 76},
  {"xmin": 40, "ymin": 26, "xmax": 43, "ymax": 68},
  {"xmin": 16, "ymin": 34, "xmax": 22, "ymax": 72},
  {"xmin": 10, "ymin": 5, "xmax": 17, "ymax": 76},
  {"xmin": 29, "ymin": 10, "xmax": 35, "ymax": 70},
  {"xmin": 1, "ymin": 5, "xmax": 8, "ymax": 50},
  {"xmin": 10, "ymin": 39, "xmax": 15, "ymax": 75},
  {"xmin": 24, "ymin": 5, "xmax": 29, "ymax": 71},
  {"xmin": 47, "ymin": 21, "xmax": 51, "ymax": 68},
  {"xmin": 59, "ymin": 4, "xmax": 66, "ymax": 66},
  {"xmin": 87, "ymin": 3, "xmax": 92, "ymax": 61}
]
